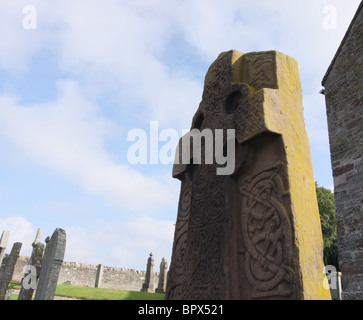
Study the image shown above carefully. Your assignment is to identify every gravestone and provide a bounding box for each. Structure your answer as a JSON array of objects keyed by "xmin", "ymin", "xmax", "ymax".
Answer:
[
  {"xmin": 156, "ymin": 257, "xmax": 168, "ymax": 294},
  {"xmin": 0, "ymin": 242, "xmax": 22, "ymax": 300},
  {"xmin": 0, "ymin": 230, "xmax": 10, "ymax": 268},
  {"xmin": 95, "ymin": 264, "xmax": 104, "ymax": 288},
  {"xmin": 34, "ymin": 228, "xmax": 66, "ymax": 300},
  {"xmin": 166, "ymin": 50, "xmax": 331, "ymax": 300},
  {"xmin": 330, "ymin": 271, "xmax": 342, "ymax": 300},
  {"xmin": 141, "ymin": 253, "xmax": 154, "ymax": 293},
  {"xmin": 18, "ymin": 228, "xmax": 45, "ymax": 300}
]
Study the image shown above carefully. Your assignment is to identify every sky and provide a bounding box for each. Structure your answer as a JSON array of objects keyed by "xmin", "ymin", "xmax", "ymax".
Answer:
[{"xmin": 0, "ymin": 0, "xmax": 361, "ymax": 271}]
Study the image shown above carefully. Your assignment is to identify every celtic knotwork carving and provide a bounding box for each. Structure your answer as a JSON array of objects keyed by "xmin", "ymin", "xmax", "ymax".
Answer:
[
  {"xmin": 165, "ymin": 181, "xmax": 191, "ymax": 300},
  {"xmin": 239, "ymin": 164, "xmax": 296, "ymax": 298},
  {"xmin": 183, "ymin": 164, "xmax": 227, "ymax": 299},
  {"xmin": 242, "ymin": 51, "xmax": 278, "ymax": 90},
  {"xmin": 202, "ymin": 51, "xmax": 232, "ymax": 115},
  {"xmin": 230, "ymin": 84, "xmax": 265, "ymax": 143},
  {"xmin": 178, "ymin": 184, "xmax": 191, "ymax": 220}
]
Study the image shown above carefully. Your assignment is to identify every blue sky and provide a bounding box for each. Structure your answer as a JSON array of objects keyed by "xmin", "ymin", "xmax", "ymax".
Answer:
[{"xmin": 0, "ymin": 0, "xmax": 361, "ymax": 271}]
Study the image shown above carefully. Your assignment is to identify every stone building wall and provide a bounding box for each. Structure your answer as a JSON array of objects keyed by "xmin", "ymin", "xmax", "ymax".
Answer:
[{"xmin": 322, "ymin": 1, "xmax": 363, "ymax": 300}]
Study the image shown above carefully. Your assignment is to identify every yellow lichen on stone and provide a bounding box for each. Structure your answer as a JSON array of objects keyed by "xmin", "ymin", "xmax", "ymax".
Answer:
[
  {"xmin": 229, "ymin": 49, "xmax": 330, "ymax": 299},
  {"xmin": 261, "ymin": 52, "xmax": 331, "ymax": 300},
  {"xmin": 231, "ymin": 50, "xmax": 244, "ymax": 84}
]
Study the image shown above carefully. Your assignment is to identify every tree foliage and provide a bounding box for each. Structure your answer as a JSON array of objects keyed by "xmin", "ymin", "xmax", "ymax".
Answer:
[{"xmin": 315, "ymin": 183, "xmax": 339, "ymax": 270}]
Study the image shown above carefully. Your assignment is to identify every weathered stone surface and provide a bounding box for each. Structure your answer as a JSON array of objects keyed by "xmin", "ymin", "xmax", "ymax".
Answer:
[
  {"xmin": 18, "ymin": 228, "xmax": 45, "ymax": 300},
  {"xmin": 166, "ymin": 50, "xmax": 330, "ymax": 300},
  {"xmin": 322, "ymin": 1, "xmax": 363, "ymax": 300},
  {"xmin": 330, "ymin": 271, "xmax": 342, "ymax": 300},
  {"xmin": 94, "ymin": 264, "xmax": 104, "ymax": 288},
  {"xmin": 34, "ymin": 228, "xmax": 66, "ymax": 300},
  {"xmin": 156, "ymin": 257, "xmax": 168, "ymax": 294},
  {"xmin": 0, "ymin": 230, "xmax": 10, "ymax": 268},
  {"xmin": 141, "ymin": 253, "xmax": 155, "ymax": 293},
  {"xmin": 0, "ymin": 242, "xmax": 22, "ymax": 300}
]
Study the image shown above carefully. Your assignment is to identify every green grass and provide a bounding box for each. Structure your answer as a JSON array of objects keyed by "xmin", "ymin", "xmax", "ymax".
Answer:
[
  {"xmin": 7, "ymin": 281, "xmax": 165, "ymax": 300},
  {"xmin": 55, "ymin": 284, "xmax": 165, "ymax": 300},
  {"xmin": 9, "ymin": 281, "xmax": 22, "ymax": 290}
]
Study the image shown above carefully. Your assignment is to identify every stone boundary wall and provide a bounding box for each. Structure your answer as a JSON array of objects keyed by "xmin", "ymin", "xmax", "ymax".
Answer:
[{"xmin": 0, "ymin": 255, "xmax": 160, "ymax": 292}]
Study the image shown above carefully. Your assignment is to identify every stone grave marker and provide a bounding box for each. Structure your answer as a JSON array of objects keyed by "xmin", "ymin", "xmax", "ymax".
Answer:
[
  {"xmin": 18, "ymin": 228, "xmax": 45, "ymax": 300},
  {"xmin": 95, "ymin": 264, "xmax": 104, "ymax": 288},
  {"xmin": 141, "ymin": 253, "xmax": 154, "ymax": 293},
  {"xmin": 156, "ymin": 257, "xmax": 168, "ymax": 294},
  {"xmin": 0, "ymin": 230, "xmax": 10, "ymax": 268},
  {"xmin": 0, "ymin": 242, "xmax": 22, "ymax": 300},
  {"xmin": 34, "ymin": 228, "xmax": 66, "ymax": 300}
]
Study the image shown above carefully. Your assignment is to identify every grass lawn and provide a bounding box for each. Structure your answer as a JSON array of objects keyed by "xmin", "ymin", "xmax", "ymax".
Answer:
[
  {"xmin": 54, "ymin": 284, "xmax": 165, "ymax": 300},
  {"xmin": 8, "ymin": 281, "xmax": 165, "ymax": 300}
]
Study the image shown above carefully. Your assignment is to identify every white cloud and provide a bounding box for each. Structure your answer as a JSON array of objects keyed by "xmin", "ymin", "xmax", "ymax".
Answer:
[
  {"xmin": 64, "ymin": 226, "xmax": 96, "ymax": 263},
  {"xmin": 63, "ymin": 216, "xmax": 175, "ymax": 270},
  {"xmin": 54, "ymin": 0, "xmax": 202, "ymax": 129},
  {"xmin": 41, "ymin": 0, "xmax": 360, "ymax": 128},
  {"xmin": 0, "ymin": 2, "xmax": 43, "ymax": 72},
  {"xmin": 126, "ymin": 215, "xmax": 175, "ymax": 244},
  {"xmin": 109, "ymin": 246, "xmax": 136, "ymax": 270},
  {"xmin": 0, "ymin": 1, "xmax": 203, "ymax": 128},
  {"xmin": 0, "ymin": 216, "xmax": 35, "ymax": 256},
  {"xmin": 121, "ymin": 216, "xmax": 175, "ymax": 270},
  {"xmin": 1, "ymin": 0, "xmax": 359, "ymax": 129},
  {"xmin": 0, "ymin": 80, "xmax": 177, "ymax": 214}
]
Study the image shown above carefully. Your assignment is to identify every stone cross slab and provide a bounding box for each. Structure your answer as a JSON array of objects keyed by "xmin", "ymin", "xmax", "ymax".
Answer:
[
  {"xmin": 166, "ymin": 50, "xmax": 331, "ymax": 300},
  {"xmin": 34, "ymin": 228, "xmax": 66, "ymax": 300}
]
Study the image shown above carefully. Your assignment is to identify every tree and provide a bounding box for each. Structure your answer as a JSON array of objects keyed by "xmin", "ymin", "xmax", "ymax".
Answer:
[{"xmin": 315, "ymin": 183, "xmax": 339, "ymax": 270}]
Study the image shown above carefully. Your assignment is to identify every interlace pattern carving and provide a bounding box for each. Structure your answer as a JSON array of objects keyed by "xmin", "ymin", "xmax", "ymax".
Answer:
[{"xmin": 239, "ymin": 164, "xmax": 296, "ymax": 298}]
